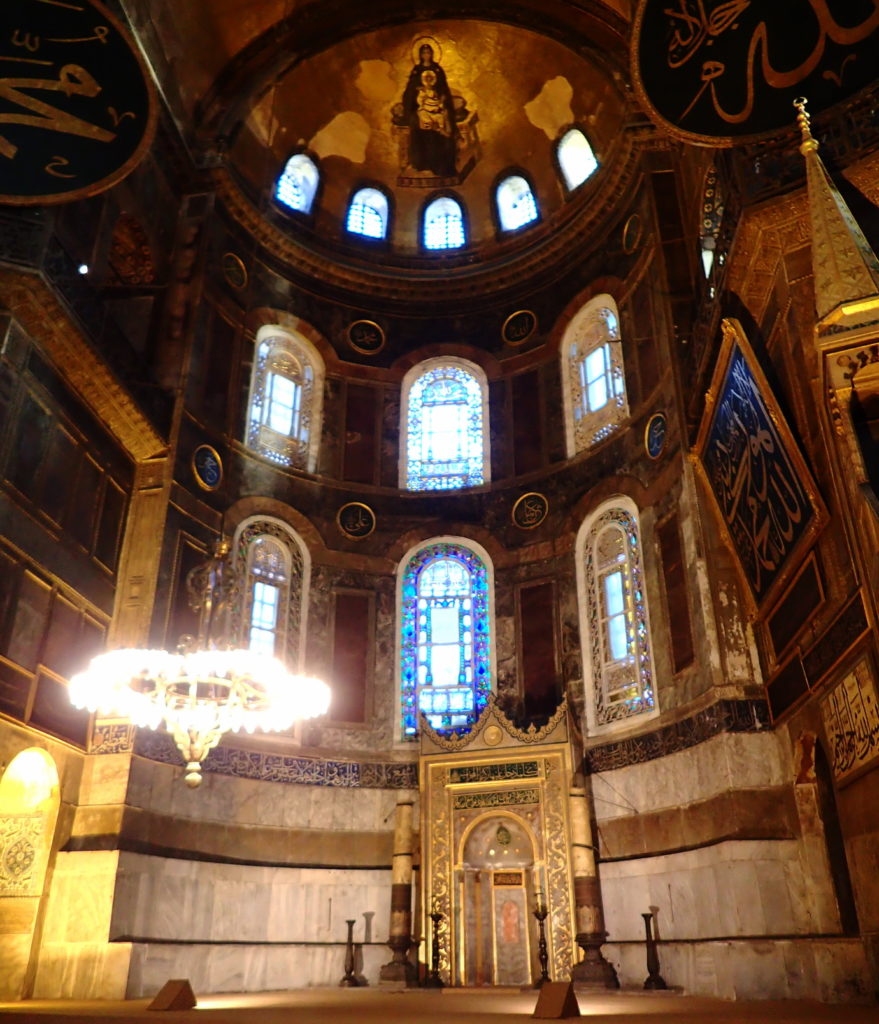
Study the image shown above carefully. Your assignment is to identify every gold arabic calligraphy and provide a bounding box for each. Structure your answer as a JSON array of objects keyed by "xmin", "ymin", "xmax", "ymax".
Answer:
[{"xmin": 666, "ymin": 0, "xmax": 879, "ymax": 124}]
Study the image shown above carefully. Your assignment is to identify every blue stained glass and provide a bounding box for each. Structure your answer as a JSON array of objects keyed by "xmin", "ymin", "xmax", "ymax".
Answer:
[
  {"xmin": 406, "ymin": 364, "xmax": 486, "ymax": 491},
  {"xmin": 400, "ymin": 542, "xmax": 491, "ymax": 737}
]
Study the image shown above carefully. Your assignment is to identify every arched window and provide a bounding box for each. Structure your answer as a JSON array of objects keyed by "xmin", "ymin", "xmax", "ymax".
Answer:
[
  {"xmin": 577, "ymin": 499, "xmax": 656, "ymax": 732},
  {"xmin": 496, "ymin": 174, "xmax": 538, "ymax": 232},
  {"xmin": 556, "ymin": 128, "xmax": 598, "ymax": 191},
  {"xmin": 347, "ymin": 187, "xmax": 389, "ymax": 239},
  {"xmin": 233, "ymin": 517, "xmax": 309, "ymax": 670},
  {"xmin": 276, "ymin": 153, "xmax": 319, "ymax": 214},
  {"xmin": 423, "ymin": 195, "xmax": 466, "ymax": 250},
  {"xmin": 561, "ymin": 294, "xmax": 628, "ymax": 455},
  {"xmin": 398, "ymin": 539, "xmax": 493, "ymax": 737},
  {"xmin": 401, "ymin": 357, "xmax": 490, "ymax": 491},
  {"xmin": 246, "ymin": 325, "xmax": 324, "ymax": 471}
]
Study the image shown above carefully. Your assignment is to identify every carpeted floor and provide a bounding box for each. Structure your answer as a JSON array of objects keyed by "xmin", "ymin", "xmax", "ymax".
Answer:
[{"xmin": 0, "ymin": 988, "xmax": 875, "ymax": 1024}]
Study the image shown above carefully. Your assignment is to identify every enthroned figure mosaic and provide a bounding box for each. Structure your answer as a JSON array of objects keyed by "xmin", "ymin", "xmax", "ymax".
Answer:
[{"xmin": 392, "ymin": 36, "xmax": 481, "ymax": 187}]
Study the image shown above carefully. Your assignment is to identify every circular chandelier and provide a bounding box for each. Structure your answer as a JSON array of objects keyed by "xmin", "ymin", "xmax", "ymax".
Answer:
[{"xmin": 70, "ymin": 539, "xmax": 330, "ymax": 787}]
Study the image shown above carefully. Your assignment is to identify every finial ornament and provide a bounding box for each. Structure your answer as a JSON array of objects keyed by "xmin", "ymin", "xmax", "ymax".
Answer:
[{"xmin": 794, "ymin": 97, "xmax": 819, "ymax": 154}]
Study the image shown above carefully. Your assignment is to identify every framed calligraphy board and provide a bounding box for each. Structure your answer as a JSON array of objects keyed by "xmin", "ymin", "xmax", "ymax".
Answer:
[
  {"xmin": 821, "ymin": 652, "xmax": 879, "ymax": 784},
  {"xmin": 632, "ymin": 0, "xmax": 879, "ymax": 146},
  {"xmin": 0, "ymin": 0, "xmax": 156, "ymax": 204},
  {"xmin": 694, "ymin": 318, "xmax": 827, "ymax": 613}
]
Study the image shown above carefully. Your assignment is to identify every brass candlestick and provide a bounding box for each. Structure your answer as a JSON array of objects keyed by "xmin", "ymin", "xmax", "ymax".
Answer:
[
  {"xmin": 424, "ymin": 906, "xmax": 445, "ymax": 988},
  {"xmin": 533, "ymin": 892, "xmax": 550, "ymax": 988}
]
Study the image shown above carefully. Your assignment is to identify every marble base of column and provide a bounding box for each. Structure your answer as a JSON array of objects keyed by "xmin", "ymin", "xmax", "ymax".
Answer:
[{"xmin": 571, "ymin": 931, "xmax": 619, "ymax": 989}]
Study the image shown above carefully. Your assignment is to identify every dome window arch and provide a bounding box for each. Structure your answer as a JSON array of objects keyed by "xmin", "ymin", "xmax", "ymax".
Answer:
[
  {"xmin": 423, "ymin": 194, "xmax": 466, "ymax": 250},
  {"xmin": 346, "ymin": 186, "xmax": 391, "ymax": 240},
  {"xmin": 245, "ymin": 325, "xmax": 325, "ymax": 472},
  {"xmin": 275, "ymin": 153, "xmax": 320, "ymax": 214},
  {"xmin": 556, "ymin": 128, "xmax": 598, "ymax": 192},
  {"xmin": 400, "ymin": 357, "xmax": 490, "ymax": 492},
  {"xmin": 397, "ymin": 537, "xmax": 494, "ymax": 737},
  {"xmin": 232, "ymin": 517, "xmax": 310, "ymax": 671},
  {"xmin": 496, "ymin": 172, "xmax": 539, "ymax": 232},
  {"xmin": 576, "ymin": 497, "xmax": 658, "ymax": 733},
  {"xmin": 560, "ymin": 294, "xmax": 628, "ymax": 455}
]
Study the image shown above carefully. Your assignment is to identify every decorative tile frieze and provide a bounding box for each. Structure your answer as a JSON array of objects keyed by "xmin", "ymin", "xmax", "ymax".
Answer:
[
  {"xmin": 452, "ymin": 788, "xmax": 539, "ymax": 810},
  {"xmin": 583, "ymin": 699, "xmax": 769, "ymax": 774},
  {"xmin": 449, "ymin": 761, "xmax": 540, "ymax": 784},
  {"xmin": 134, "ymin": 729, "xmax": 417, "ymax": 788}
]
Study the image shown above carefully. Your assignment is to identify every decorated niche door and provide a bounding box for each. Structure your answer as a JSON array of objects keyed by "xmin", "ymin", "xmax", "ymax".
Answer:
[{"xmin": 460, "ymin": 815, "xmax": 536, "ymax": 985}]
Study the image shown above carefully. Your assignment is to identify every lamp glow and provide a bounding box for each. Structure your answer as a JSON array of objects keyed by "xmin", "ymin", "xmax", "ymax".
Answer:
[{"xmin": 69, "ymin": 539, "xmax": 330, "ymax": 787}]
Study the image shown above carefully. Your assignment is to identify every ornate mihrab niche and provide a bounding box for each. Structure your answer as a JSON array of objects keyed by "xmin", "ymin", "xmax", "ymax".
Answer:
[{"xmin": 419, "ymin": 696, "xmax": 576, "ymax": 986}]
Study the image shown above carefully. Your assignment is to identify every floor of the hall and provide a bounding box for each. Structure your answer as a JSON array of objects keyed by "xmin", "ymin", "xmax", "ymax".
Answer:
[{"xmin": 0, "ymin": 987, "xmax": 875, "ymax": 1024}]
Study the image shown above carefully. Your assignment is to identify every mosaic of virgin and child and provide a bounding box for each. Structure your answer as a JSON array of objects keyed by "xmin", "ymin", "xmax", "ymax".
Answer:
[{"xmin": 392, "ymin": 40, "xmax": 477, "ymax": 182}]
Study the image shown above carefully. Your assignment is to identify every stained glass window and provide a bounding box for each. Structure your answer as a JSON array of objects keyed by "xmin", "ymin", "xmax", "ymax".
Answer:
[
  {"xmin": 232, "ymin": 518, "xmax": 308, "ymax": 670},
  {"xmin": 562, "ymin": 295, "xmax": 628, "ymax": 455},
  {"xmin": 580, "ymin": 502, "xmax": 656, "ymax": 729},
  {"xmin": 400, "ymin": 541, "xmax": 492, "ymax": 736},
  {"xmin": 276, "ymin": 153, "xmax": 319, "ymax": 214},
  {"xmin": 557, "ymin": 128, "xmax": 598, "ymax": 191},
  {"xmin": 246, "ymin": 326, "xmax": 324, "ymax": 471},
  {"xmin": 496, "ymin": 174, "xmax": 538, "ymax": 232},
  {"xmin": 347, "ymin": 187, "xmax": 389, "ymax": 239},
  {"xmin": 402, "ymin": 359, "xmax": 488, "ymax": 491},
  {"xmin": 424, "ymin": 196, "xmax": 466, "ymax": 250}
]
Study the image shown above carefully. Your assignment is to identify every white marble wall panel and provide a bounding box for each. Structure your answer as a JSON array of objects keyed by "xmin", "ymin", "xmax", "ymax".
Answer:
[
  {"xmin": 591, "ymin": 731, "xmax": 788, "ymax": 822},
  {"xmin": 126, "ymin": 756, "xmax": 411, "ymax": 834},
  {"xmin": 601, "ymin": 937, "xmax": 871, "ymax": 1002},
  {"xmin": 599, "ymin": 839, "xmax": 816, "ymax": 941},
  {"xmin": 110, "ymin": 853, "xmax": 391, "ymax": 947},
  {"xmin": 126, "ymin": 940, "xmax": 389, "ymax": 997}
]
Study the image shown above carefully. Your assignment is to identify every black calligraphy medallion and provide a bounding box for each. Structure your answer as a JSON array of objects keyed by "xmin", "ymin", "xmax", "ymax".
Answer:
[
  {"xmin": 337, "ymin": 501, "xmax": 376, "ymax": 539},
  {"xmin": 347, "ymin": 320, "xmax": 386, "ymax": 355},
  {"xmin": 502, "ymin": 309, "xmax": 537, "ymax": 346},
  {"xmin": 0, "ymin": 0, "xmax": 156, "ymax": 204},
  {"xmin": 512, "ymin": 492, "xmax": 548, "ymax": 530},
  {"xmin": 192, "ymin": 445, "xmax": 223, "ymax": 491},
  {"xmin": 633, "ymin": 0, "xmax": 879, "ymax": 146}
]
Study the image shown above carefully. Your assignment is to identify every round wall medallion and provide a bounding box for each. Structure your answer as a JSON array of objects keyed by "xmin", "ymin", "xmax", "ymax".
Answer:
[
  {"xmin": 621, "ymin": 213, "xmax": 643, "ymax": 254},
  {"xmin": 192, "ymin": 445, "xmax": 223, "ymax": 491},
  {"xmin": 0, "ymin": 0, "xmax": 156, "ymax": 205},
  {"xmin": 347, "ymin": 320, "xmax": 386, "ymax": 355},
  {"xmin": 337, "ymin": 502, "xmax": 376, "ymax": 539},
  {"xmin": 221, "ymin": 252, "xmax": 248, "ymax": 290},
  {"xmin": 483, "ymin": 724, "xmax": 503, "ymax": 747},
  {"xmin": 512, "ymin": 492, "xmax": 549, "ymax": 530},
  {"xmin": 644, "ymin": 412, "xmax": 668, "ymax": 460},
  {"xmin": 502, "ymin": 309, "xmax": 537, "ymax": 346}
]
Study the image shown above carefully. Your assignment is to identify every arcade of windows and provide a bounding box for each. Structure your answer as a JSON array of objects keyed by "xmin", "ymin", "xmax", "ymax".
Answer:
[{"xmin": 274, "ymin": 130, "xmax": 597, "ymax": 249}]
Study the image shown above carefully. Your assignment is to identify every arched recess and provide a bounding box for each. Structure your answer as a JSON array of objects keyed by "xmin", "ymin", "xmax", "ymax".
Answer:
[
  {"xmin": 231, "ymin": 515, "xmax": 311, "ymax": 671},
  {"xmin": 457, "ymin": 812, "xmax": 540, "ymax": 986},
  {"xmin": 0, "ymin": 748, "xmax": 60, "ymax": 999},
  {"xmin": 575, "ymin": 495, "xmax": 658, "ymax": 735}
]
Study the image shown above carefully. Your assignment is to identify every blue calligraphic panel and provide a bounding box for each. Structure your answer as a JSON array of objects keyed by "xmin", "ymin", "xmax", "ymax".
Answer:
[{"xmin": 701, "ymin": 325, "xmax": 817, "ymax": 605}]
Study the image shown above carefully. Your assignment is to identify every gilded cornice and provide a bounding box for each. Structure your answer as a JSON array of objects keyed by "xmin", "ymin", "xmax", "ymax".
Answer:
[
  {"xmin": 419, "ymin": 693, "xmax": 569, "ymax": 754},
  {"xmin": 0, "ymin": 270, "xmax": 166, "ymax": 462}
]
